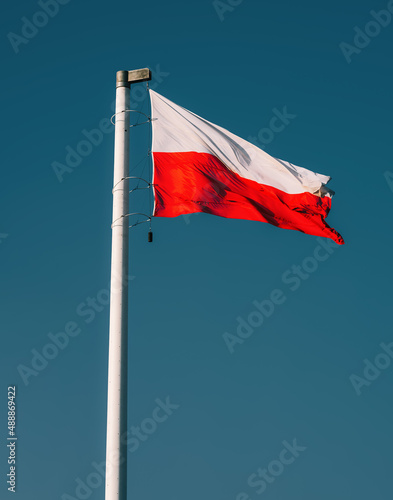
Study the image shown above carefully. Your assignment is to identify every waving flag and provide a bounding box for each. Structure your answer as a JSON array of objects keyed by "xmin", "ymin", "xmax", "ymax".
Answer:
[{"xmin": 150, "ymin": 90, "xmax": 344, "ymax": 244}]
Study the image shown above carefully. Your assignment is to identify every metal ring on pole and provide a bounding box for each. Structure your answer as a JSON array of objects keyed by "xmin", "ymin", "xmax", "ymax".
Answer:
[
  {"xmin": 130, "ymin": 187, "xmax": 150, "ymax": 193},
  {"xmin": 111, "ymin": 212, "xmax": 152, "ymax": 229},
  {"xmin": 129, "ymin": 219, "xmax": 151, "ymax": 229},
  {"xmin": 128, "ymin": 176, "xmax": 151, "ymax": 185},
  {"xmin": 126, "ymin": 212, "xmax": 152, "ymax": 229},
  {"xmin": 112, "ymin": 176, "xmax": 152, "ymax": 193},
  {"xmin": 129, "ymin": 177, "xmax": 151, "ymax": 193},
  {"xmin": 110, "ymin": 109, "xmax": 157, "ymax": 126}
]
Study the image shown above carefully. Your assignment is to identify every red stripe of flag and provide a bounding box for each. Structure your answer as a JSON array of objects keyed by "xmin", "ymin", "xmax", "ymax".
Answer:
[{"xmin": 153, "ymin": 151, "xmax": 344, "ymax": 245}]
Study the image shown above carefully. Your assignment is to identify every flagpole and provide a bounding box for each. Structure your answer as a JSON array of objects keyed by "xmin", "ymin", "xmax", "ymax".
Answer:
[{"xmin": 105, "ymin": 68, "xmax": 151, "ymax": 500}]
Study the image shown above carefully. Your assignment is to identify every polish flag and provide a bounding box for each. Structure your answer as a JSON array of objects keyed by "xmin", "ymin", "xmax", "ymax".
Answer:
[{"xmin": 150, "ymin": 90, "xmax": 344, "ymax": 245}]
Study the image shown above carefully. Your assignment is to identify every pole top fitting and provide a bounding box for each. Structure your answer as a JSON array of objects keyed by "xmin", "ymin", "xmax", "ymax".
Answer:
[
  {"xmin": 116, "ymin": 68, "xmax": 152, "ymax": 88},
  {"xmin": 116, "ymin": 71, "xmax": 130, "ymax": 88}
]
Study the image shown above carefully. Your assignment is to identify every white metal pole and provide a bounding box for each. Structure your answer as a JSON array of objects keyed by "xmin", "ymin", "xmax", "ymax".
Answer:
[{"xmin": 105, "ymin": 70, "xmax": 130, "ymax": 500}]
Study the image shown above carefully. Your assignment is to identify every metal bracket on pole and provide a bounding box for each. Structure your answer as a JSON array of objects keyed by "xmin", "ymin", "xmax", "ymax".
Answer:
[{"xmin": 116, "ymin": 68, "xmax": 152, "ymax": 88}]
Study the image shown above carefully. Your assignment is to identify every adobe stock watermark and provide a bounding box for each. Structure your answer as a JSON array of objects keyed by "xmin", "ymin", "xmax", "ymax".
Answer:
[
  {"xmin": 223, "ymin": 236, "xmax": 339, "ymax": 353},
  {"xmin": 181, "ymin": 106, "xmax": 296, "ymax": 226},
  {"xmin": 339, "ymin": 2, "xmax": 393, "ymax": 63},
  {"xmin": 213, "ymin": 0, "xmax": 244, "ymax": 22},
  {"xmin": 17, "ymin": 273, "xmax": 134, "ymax": 386},
  {"xmin": 0, "ymin": 233, "xmax": 9, "ymax": 244},
  {"xmin": 247, "ymin": 106, "xmax": 297, "ymax": 151},
  {"xmin": 7, "ymin": 0, "xmax": 71, "ymax": 54},
  {"xmin": 61, "ymin": 397, "xmax": 180, "ymax": 500},
  {"xmin": 349, "ymin": 341, "xmax": 393, "ymax": 395},
  {"xmin": 384, "ymin": 170, "xmax": 393, "ymax": 193},
  {"xmin": 235, "ymin": 439, "xmax": 307, "ymax": 500},
  {"xmin": 51, "ymin": 65, "xmax": 170, "ymax": 183}
]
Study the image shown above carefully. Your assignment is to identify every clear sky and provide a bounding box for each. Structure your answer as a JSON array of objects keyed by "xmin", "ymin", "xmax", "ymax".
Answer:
[{"xmin": 1, "ymin": 0, "xmax": 393, "ymax": 499}]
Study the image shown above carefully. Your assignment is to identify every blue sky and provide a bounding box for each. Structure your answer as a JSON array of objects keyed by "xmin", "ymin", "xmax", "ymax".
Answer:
[{"xmin": 1, "ymin": 0, "xmax": 393, "ymax": 499}]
